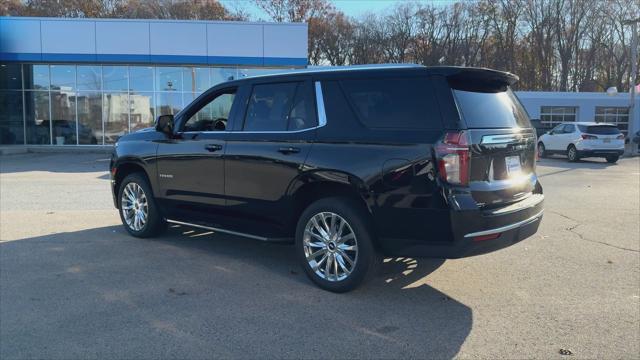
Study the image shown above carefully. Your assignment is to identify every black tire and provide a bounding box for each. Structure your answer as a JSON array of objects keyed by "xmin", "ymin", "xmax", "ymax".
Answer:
[
  {"xmin": 295, "ymin": 197, "xmax": 379, "ymax": 293},
  {"xmin": 567, "ymin": 145, "xmax": 579, "ymax": 162},
  {"xmin": 537, "ymin": 142, "xmax": 547, "ymax": 158},
  {"xmin": 606, "ymin": 155, "xmax": 619, "ymax": 163},
  {"xmin": 117, "ymin": 172, "xmax": 165, "ymax": 238}
]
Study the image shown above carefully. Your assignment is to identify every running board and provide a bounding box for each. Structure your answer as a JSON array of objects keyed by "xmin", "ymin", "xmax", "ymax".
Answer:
[{"xmin": 165, "ymin": 219, "xmax": 291, "ymax": 242}]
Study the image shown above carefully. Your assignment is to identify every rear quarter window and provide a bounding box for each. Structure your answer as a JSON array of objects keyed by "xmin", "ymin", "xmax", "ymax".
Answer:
[
  {"xmin": 340, "ymin": 77, "xmax": 443, "ymax": 130},
  {"xmin": 452, "ymin": 88, "xmax": 531, "ymax": 129}
]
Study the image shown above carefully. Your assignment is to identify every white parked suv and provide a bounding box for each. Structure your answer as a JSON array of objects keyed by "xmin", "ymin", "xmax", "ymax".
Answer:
[{"xmin": 537, "ymin": 122, "xmax": 625, "ymax": 163}]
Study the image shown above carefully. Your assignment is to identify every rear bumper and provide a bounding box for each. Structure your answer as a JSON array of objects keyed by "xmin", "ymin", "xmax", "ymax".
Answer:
[
  {"xmin": 380, "ymin": 193, "xmax": 544, "ymax": 258},
  {"xmin": 577, "ymin": 149, "xmax": 623, "ymax": 157}
]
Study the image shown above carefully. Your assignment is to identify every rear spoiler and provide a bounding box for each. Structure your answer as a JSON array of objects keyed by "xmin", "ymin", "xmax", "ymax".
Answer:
[{"xmin": 429, "ymin": 67, "xmax": 519, "ymax": 92}]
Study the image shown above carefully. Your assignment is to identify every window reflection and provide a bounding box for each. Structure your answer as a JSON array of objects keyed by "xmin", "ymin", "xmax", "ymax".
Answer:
[
  {"xmin": 129, "ymin": 66, "xmax": 154, "ymax": 91},
  {"xmin": 211, "ymin": 68, "xmax": 237, "ymax": 86},
  {"xmin": 130, "ymin": 92, "xmax": 155, "ymax": 131},
  {"xmin": 103, "ymin": 92, "xmax": 129, "ymax": 144},
  {"xmin": 50, "ymin": 65, "xmax": 75, "ymax": 91},
  {"xmin": 156, "ymin": 92, "xmax": 182, "ymax": 116},
  {"xmin": 103, "ymin": 66, "xmax": 128, "ymax": 91},
  {"xmin": 0, "ymin": 90, "xmax": 25, "ymax": 144},
  {"xmin": 51, "ymin": 90, "xmax": 77, "ymax": 145},
  {"xmin": 156, "ymin": 67, "xmax": 182, "ymax": 92},
  {"xmin": 5, "ymin": 64, "xmax": 295, "ymax": 144},
  {"xmin": 24, "ymin": 64, "xmax": 49, "ymax": 90},
  {"xmin": 77, "ymin": 66, "xmax": 102, "ymax": 91},
  {"xmin": 77, "ymin": 92, "xmax": 102, "ymax": 144},
  {"xmin": 183, "ymin": 67, "xmax": 210, "ymax": 93},
  {"xmin": 25, "ymin": 91, "xmax": 51, "ymax": 144}
]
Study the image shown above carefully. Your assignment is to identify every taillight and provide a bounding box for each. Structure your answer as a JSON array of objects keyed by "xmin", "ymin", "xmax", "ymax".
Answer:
[
  {"xmin": 617, "ymin": 134, "xmax": 625, "ymax": 140},
  {"xmin": 436, "ymin": 131, "xmax": 470, "ymax": 186},
  {"xmin": 581, "ymin": 134, "xmax": 597, "ymax": 140}
]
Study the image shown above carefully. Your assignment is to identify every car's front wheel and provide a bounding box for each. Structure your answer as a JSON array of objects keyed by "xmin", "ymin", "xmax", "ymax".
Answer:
[
  {"xmin": 118, "ymin": 172, "xmax": 165, "ymax": 238},
  {"xmin": 295, "ymin": 197, "xmax": 378, "ymax": 293}
]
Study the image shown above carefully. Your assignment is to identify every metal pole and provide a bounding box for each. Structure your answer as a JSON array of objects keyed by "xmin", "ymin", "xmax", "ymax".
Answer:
[{"xmin": 624, "ymin": 19, "xmax": 639, "ymax": 155}]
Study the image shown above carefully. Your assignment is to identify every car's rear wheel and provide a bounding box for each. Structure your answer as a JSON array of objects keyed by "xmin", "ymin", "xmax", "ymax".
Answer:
[
  {"xmin": 295, "ymin": 197, "xmax": 378, "ymax": 293},
  {"xmin": 567, "ymin": 145, "xmax": 579, "ymax": 162},
  {"xmin": 537, "ymin": 142, "xmax": 547, "ymax": 158},
  {"xmin": 118, "ymin": 172, "xmax": 165, "ymax": 238},
  {"xmin": 606, "ymin": 155, "xmax": 619, "ymax": 163}
]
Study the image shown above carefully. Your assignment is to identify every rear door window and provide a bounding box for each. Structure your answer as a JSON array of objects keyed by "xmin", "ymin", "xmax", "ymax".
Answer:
[
  {"xmin": 243, "ymin": 83, "xmax": 297, "ymax": 131},
  {"xmin": 578, "ymin": 125, "xmax": 621, "ymax": 135},
  {"xmin": 563, "ymin": 124, "xmax": 575, "ymax": 133},
  {"xmin": 340, "ymin": 77, "xmax": 442, "ymax": 129},
  {"xmin": 452, "ymin": 88, "xmax": 531, "ymax": 129}
]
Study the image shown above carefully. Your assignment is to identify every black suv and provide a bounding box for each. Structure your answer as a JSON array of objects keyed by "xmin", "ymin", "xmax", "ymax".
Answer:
[{"xmin": 110, "ymin": 65, "xmax": 544, "ymax": 292}]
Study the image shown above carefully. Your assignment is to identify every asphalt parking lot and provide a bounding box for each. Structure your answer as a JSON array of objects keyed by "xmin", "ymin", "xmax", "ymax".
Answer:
[{"xmin": 1, "ymin": 152, "xmax": 638, "ymax": 359}]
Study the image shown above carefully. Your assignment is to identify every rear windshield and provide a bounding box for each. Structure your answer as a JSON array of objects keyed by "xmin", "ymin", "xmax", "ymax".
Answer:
[
  {"xmin": 577, "ymin": 125, "xmax": 621, "ymax": 135},
  {"xmin": 452, "ymin": 88, "xmax": 531, "ymax": 129}
]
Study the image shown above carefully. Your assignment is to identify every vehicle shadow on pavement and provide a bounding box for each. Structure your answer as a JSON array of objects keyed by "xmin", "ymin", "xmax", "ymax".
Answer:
[{"xmin": 1, "ymin": 225, "xmax": 471, "ymax": 359}]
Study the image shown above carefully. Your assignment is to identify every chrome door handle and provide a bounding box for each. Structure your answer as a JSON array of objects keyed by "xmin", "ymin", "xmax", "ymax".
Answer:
[
  {"xmin": 205, "ymin": 144, "xmax": 223, "ymax": 152},
  {"xmin": 278, "ymin": 147, "xmax": 300, "ymax": 154}
]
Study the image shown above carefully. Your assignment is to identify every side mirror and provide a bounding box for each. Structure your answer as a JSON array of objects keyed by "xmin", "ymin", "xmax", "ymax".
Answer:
[{"xmin": 155, "ymin": 114, "xmax": 174, "ymax": 136}]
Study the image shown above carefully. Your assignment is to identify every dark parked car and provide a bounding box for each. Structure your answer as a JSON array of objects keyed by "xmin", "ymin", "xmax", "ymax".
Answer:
[{"xmin": 110, "ymin": 65, "xmax": 544, "ymax": 292}]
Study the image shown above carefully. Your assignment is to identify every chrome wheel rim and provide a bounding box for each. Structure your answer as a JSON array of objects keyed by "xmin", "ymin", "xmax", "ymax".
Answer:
[
  {"xmin": 303, "ymin": 212, "xmax": 358, "ymax": 282},
  {"xmin": 538, "ymin": 144, "xmax": 544, "ymax": 157},
  {"xmin": 121, "ymin": 182, "xmax": 148, "ymax": 231},
  {"xmin": 568, "ymin": 147, "xmax": 576, "ymax": 160}
]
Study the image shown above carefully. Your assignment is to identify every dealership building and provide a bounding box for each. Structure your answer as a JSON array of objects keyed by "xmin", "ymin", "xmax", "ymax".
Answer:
[
  {"xmin": 0, "ymin": 16, "xmax": 307, "ymax": 146},
  {"xmin": 0, "ymin": 16, "xmax": 638, "ymax": 148}
]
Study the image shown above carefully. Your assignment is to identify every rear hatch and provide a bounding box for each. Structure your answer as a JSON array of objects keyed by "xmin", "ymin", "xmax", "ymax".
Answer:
[
  {"xmin": 578, "ymin": 124, "xmax": 624, "ymax": 149},
  {"xmin": 445, "ymin": 72, "xmax": 538, "ymax": 208}
]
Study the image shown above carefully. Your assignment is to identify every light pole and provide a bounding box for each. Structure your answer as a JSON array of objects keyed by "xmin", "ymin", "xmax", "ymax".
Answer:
[{"xmin": 623, "ymin": 18, "xmax": 639, "ymax": 155}]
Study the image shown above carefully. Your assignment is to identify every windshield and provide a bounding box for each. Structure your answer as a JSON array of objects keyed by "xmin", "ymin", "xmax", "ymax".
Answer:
[
  {"xmin": 577, "ymin": 125, "xmax": 621, "ymax": 135},
  {"xmin": 453, "ymin": 88, "xmax": 531, "ymax": 129}
]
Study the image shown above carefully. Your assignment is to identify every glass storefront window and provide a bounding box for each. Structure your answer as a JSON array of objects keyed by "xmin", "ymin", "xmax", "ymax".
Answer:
[
  {"xmin": 51, "ymin": 91, "xmax": 77, "ymax": 145},
  {"xmin": 0, "ymin": 64, "xmax": 22, "ymax": 90},
  {"xmin": 129, "ymin": 92, "xmax": 155, "ymax": 131},
  {"xmin": 156, "ymin": 92, "xmax": 183, "ymax": 116},
  {"xmin": 129, "ymin": 66, "xmax": 154, "ymax": 91},
  {"xmin": 103, "ymin": 66, "xmax": 128, "ymax": 92},
  {"xmin": 24, "ymin": 64, "xmax": 50, "ymax": 90},
  {"xmin": 103, "ymin": 92, "xmax": 129, "ymax": 144},
  {"xmin": 3, "ymin": 63, "xmax": 295, "ymax": 145},
  {"xmin": 156, "ymin": 67, "xmax": 182, "ymax": 92},
  {"xmin": 77, "ymin": 91, "xmax": 102, "ymax": 144},
  {"xmin": 0, "ymin": 91, "xmax": 25, "ymax": 144},
  {"xmin": 183, "ymin": 67, "xmax": 210, "ymax": 93},
  {"xmin": 25, "ymin": 91, "xmax": 51, "ymax": 144},
  {"xmin": 50, "ymin": 65, "xmax": 75, "ymax": 91},
  {"xmin": 77, "ymin": 66, "xmax": 102, "ymax": 91},
  {"xmin": 211, "ymin": 68, "xmax": 237, "ymax": 86}
]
